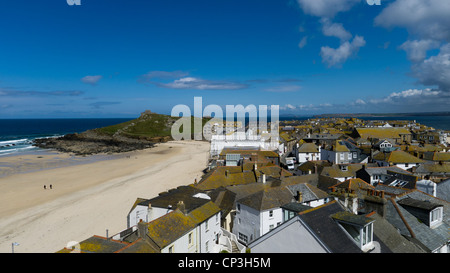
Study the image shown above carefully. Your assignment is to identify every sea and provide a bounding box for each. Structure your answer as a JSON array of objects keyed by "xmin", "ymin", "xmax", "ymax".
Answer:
[
  {"xmin": 0, "ymin": 118, "xmax": 133, "ymax": 157},
  {"xmin": 1, "ymin": 115, "xmax": 450, "ymax": 157}
]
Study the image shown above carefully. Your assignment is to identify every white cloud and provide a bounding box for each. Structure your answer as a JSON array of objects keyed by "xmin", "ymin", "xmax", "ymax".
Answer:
[
  {"xmin": 157, "ymin": 77, "xmax": 248, "ymax": 90},
  {"xmin": 284, "ymin": 104, "xmax": 296, "ymax": 110},
  {"xmin": 411, "ymin": 43, "xmax": 450, "ymax": 91},
  {"xmin": 265, "ymin": 85, "xmax": 301, "ymax": 92},
  {"xmin": 298, "ymin": 36, "xmax": 308, "ymax": 48},
  {"xmin": 399, "ymin": 39, "xmax": 440, "ymax": 62},
  {"xmin": 281, "ymin": 102, "xmax": 333, "ymax": 111},
  {"xmin": 369, "ymin": 88, "xmax": 442, "ymax": 104},
  {"xmin": 296, "ymin": 0, "xmax": 361, "ymax": 18},
  {"xmin": 375, "ymin": 0, "xmax": 450, "ymax": 41},
  {"xmin": 321, "ymin": 18, "xmax": 352, "ymax": 42},
  {"xmin": 320, "ymin": 35, "xmax": 366, "ymax": 67},
  {"xmin": 81, "ymin": 75, "xmax": 103, "ymax": 85},
  {"xmin": 296, "ymin": 0, "xmax": 364, "ymax": 68},
  {"xmin": 141, "ymin": 70, "xmax": 189, "ymax": 80},
  {"xmin": 375, "ymin": 0, "xmax": 450, "ymax": 94}
]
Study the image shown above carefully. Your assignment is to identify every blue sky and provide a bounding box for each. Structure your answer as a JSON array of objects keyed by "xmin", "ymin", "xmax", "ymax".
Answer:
[{"xmin": 0, "ymin": 0, "xmax": 449, "ymax": 118}]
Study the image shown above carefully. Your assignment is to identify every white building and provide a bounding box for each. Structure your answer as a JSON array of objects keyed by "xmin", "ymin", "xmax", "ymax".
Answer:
[
  {"xmin": 295, "ymin": 142, "xmax": 321, "ymax": 164},
  {"xmin": 233, "ymin": 187, "xmax": 291, "ymax": 245},
  {"xmin": 127, "ymin": 186, "xmax": 212, "ymax": 228},
  {"xmin": 210, "ymin": 128, "xmax": 279, "ymax": 157},
  {"xmin": 372, "ymin": 150, "xmax": 424, "ymax": 171}
]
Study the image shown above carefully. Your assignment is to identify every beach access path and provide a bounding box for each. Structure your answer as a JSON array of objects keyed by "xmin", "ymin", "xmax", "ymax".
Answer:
[{"xmin": 0, "ymin": 140, "xmax": 210, "ymax": 253}]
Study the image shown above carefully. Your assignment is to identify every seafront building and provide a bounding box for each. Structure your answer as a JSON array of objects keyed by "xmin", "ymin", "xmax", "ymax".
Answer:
[{"xmin": 58, "ymin": 117, "xmax": 450, "ymax": 253}]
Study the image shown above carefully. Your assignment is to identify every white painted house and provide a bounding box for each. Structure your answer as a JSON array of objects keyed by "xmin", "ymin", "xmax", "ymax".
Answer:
[
  {"xmin": 136, "ymin": 201, "xmax": 225, "ymax": 253},
  {"xmin": 372, "ymin": 150, "xmax": 424, "ymax": 171},
  {"xmin": 210, "ymin": 128, "xmax": 279, "ymax": 157},
  {"xmin": 295, "ymin": 142, "xmax": 321, "ymax": 164},
  {"xmin": 321, "ymin": 140, "xmax": 352, "ymax": 164},
  {"xmin": 127, "ymin": 185, "xmax": 211, "ymax": 228},
  {"xmin": 232, "ymin": 187, "xmax": 292, "ymax": 245}
]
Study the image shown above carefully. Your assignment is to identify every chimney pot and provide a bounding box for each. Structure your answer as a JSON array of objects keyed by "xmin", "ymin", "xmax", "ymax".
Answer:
[{"xmin": 177, "ymin": 200, "xmax": 186, "ymax": 214}]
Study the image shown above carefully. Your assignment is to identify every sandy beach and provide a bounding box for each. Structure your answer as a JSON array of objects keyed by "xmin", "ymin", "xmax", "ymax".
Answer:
[{"xmin": 0, "ymin": 140, "xmax": 210, "ymax": 253}]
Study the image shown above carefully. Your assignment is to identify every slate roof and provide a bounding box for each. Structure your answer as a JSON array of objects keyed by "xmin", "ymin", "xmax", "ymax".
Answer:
[
  {"xmin": 281, "ymin": 202, "xmax": 312, "ymax": 213},
  {"xmin": 207, "ymin": 187, "xmax": 237, "ymax": 218},
  {"xmin": 369, "ymin": 213, "xmax": 426, "ymax": 253},
  {"xmin": 237, "ymin": 187, "xmax": 293, "ymax": 211},
  {"xmin": 374, "ymin": 184, "xmax": 411, "ymax": 197},
  {"xmin": 219, "ymin": 148, "xmax": 279, "ymax": 159},
  {"xmin": 298, "ymin": 143, "xmax": 320, "ymax": 153},
  {"xmin": 286, "ymin": 182, "xmax": 330, "ymax": 202},
  {"xmin": 363, "ymin": 166, "xmax": 412, "ymax": 176},
  {"xmin": 356, "ymin": 127, "xmax": 411, "ymax": 140},
  {"xmin": 146, "ymin": 201, "xmax": 221, "ymax": 249},
  {"xmin": 413, "ymin": 162, "xmax": 450, "ymax": 175},
  {"xmin": 320, "ymin": 164, "xmax": 364, "ymax": 178},
  {"xmin": 195, "ymin": 164, "xmax": 292, "ymax": 191},
  {"xmin": 135, "ymin": 185, "xmax": 210, "ymax": 213},
  {"xmin": 298, "ymin": 201, "xmax": 362, "ymax": 253},
  {"xmin": 385, "ymin": 191, "xmax": 450, "ymax": 252},
  {"xmin": 397, "ymin": 197, "xmax": 442, "ymax": 211},
  {"xmin": 373, "ymin": 150, "xmax": 424, "ymax": 164},
  {"xmin": 56, "ymin": 235, "xmax": 147, "ymax": 253},
  {"xmin": 330, "ymin": 178, "xmax": 375, "ymax": 192}
]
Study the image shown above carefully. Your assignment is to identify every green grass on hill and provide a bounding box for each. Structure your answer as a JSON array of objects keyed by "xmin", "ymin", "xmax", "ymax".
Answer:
[{"xmin": 93, "ymin": 112, "xmax": 211, "ymax": 140}]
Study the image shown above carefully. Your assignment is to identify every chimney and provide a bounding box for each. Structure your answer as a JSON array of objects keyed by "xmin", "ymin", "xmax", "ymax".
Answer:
[
  {"xmin": 137, "ymin": 219, "xmax": 147, "ymax": 239},
  {"xmin": 147, "ymin": 202, "xmax": 153, "ymax": 222},
  {"xmin": 177, "ymin": 200, "xmax": 186, "ymax": 214},
  {"xmin": 296, "ymin": 191, "xmax": 303, "ymax": 203}
]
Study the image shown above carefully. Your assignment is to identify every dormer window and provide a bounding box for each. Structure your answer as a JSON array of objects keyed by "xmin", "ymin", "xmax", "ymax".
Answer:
[
  {"xmin": 397, "ymin": 198, "xmax": 444, "ymax": 229},
  {"xmin": 332, "ymin": 211, "xmax": 375, "ymax": 252},
  {"xmin": 430, "ymin": 207, "xmax": 443, "ymax": 228}
]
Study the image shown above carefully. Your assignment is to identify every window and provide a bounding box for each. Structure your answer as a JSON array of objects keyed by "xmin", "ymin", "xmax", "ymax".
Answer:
[
  {"xmin": 237, "ymin": 204, "xmax": 241, "ymax": 212},
  {"xmin": 362, "ymin": 224, "xmax": 373, "ymax": 246},
  {"xmin": 205, "ymin": 220, "xmax": 209, "ymax": 231},
  {"xmin": 238, "ymin": 232, "xmax": 248, "ymax": 243},
  {"xmin": 188, "ymin": 232, "xmax": 193, "ymax": 245},
  {"xmin": 269, "ymin": 224, "xmax": 274, "ymax": 231},
  {"xmin": 431, "ymin": 207, "xmax": 443, "ymax": 224},
  {"xmin": 269, "ymin": 210, "xmax": 273, "ymax": 218},
  {"xmin": 205, "ymin": 240, "xmax": 209, "ymax": 253},
  {"xmin": 169, "ymin": 245, "xmax": 174, "ymax": 253},
  {"xmin": 216, "ymin": 214, "xmax": 219, "ymax": 223}
]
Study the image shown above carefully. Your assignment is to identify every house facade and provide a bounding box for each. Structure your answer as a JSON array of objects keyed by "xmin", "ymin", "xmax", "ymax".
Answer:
[
  {"xmin": 248, "ymin": 201, "xmax": 380, "ymax": 253},
  {"xmin": 295, "ymin": 142, "xmax": 321, "ymax": 164}
]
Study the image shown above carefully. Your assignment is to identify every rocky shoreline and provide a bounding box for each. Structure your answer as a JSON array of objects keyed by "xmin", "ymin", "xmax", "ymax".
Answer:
[{"xmin": 32, "ymin": 130, "xmax": 159, "ymax": 156}]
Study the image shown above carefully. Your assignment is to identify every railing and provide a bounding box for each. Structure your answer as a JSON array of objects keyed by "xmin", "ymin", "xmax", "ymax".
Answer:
[{"xmin": 218, "ymin": 228, "xmax": 246, "ymax": 253}]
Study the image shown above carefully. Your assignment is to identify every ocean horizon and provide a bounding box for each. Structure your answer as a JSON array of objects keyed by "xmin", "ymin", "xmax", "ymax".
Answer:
[
  {"xmin": 1, "ymin": 115, "xmax": 450, "ymax": 157},
  {"xmin": 0, "ymin": 118, "xmax": 133, "ymax": 157}
]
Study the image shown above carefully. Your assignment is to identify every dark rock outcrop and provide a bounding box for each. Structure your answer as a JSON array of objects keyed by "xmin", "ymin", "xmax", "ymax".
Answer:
[{"xmin": 33, "ymin": 131, "xmax": 156, "ymax": 156}]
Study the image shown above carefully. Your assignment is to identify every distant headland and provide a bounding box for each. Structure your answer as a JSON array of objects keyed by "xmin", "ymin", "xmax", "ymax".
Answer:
[{"xmin": 312, "ymin": 111, "xmax": 450, "ymax": 118}]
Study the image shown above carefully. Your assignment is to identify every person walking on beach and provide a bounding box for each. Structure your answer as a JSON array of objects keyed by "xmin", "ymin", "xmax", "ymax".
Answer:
[
  {"xmin": 50, "ymin": 184, "xmax": 52, "ymax": 189},
  {"xmin": 44, "ymin": 185, "xmax": 46, "ymax": 190}
]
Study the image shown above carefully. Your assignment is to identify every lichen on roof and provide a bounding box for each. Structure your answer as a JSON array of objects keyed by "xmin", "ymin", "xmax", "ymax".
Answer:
[{"xmin": 356, "ymin": 127, "xmax": 411, "ymax": 140}]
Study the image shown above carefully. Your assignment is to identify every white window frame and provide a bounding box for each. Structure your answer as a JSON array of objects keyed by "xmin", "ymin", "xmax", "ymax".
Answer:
[{"xmin": 430, "ymin": 207, "xmax": 443, "ymax": 226}]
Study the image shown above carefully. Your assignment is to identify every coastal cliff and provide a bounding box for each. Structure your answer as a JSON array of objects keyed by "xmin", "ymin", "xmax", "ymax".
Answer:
[{"xmin": 32, "ymin": 110, "xmax": 190, "ymax": 155}]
